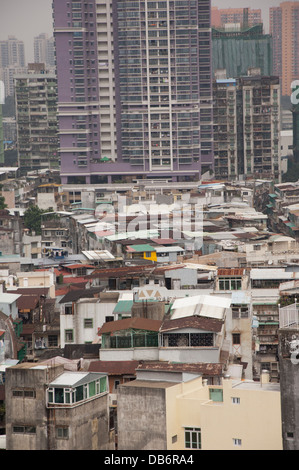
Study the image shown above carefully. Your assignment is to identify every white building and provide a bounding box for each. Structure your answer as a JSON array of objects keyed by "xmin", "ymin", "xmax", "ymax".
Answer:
[{"xmin": 60, "ymin": 293, "xmax": 119, "ymax": 348}]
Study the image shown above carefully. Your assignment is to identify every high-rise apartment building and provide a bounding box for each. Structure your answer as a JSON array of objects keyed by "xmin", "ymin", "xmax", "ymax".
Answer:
[
  {"xmin": 0, "ymin": 36, "xmax": 25, "ymax": 68},
  {"xmin": 213, "ymin": 69, "xmax": 281, "ymax": 181},
  {"xmin": 53, "ymin": 0, "xmax": 214, "ymax": 184},
  {"xmin": 14, "ymin": 63, "xmax": 59, "ymax": 173},
  {"xmin": 212, "ymin": 23, "xmax": 273, "ymax": 79},
  {"xmin": 239, "ymin": 72, "xmax": 281, "ymax": 180},
  {"xmin": 213, "ymin": 76, "xmax": 238, "ymax": 179},
  {"xmin": 0, "ymin": 104, "xmax": 4, "ymax": 165},
  {"xmin": 211, "ymin": 7, "xmax": 262, "ymax": 28},
  {"xmin": 0, "ymin": 36, "xmax": 27, "ymax": 98},
  {"xmin": 34, "ymin": 34, "xmax": 55, "ymax": 69},
  {"xmin": 0, "ymin": 65, "xmax": 27, "ymax": 98},
  {"xmin": 270, "ymin": 2, "xmax": 299, "ymax": 96}
]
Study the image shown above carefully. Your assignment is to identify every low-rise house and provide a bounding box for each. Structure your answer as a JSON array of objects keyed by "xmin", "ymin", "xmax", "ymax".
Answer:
[
  {"xmin": 250, "ymin": 268, "xmax": 299, "ymax": 289},
  {"xmin": 0, "ymin": 209, "xmax": 23, "ymax": 256},
  {"xmin": 98, "ymin": 294, "xmax": 231, "ymax": 365},
  {"xmin": 117, "ymin": 369, "xmax": 282, "ymax": 450},
  {"xmin": 215, "ymin": 268, "xmax": 249, "ymax": 292},
  {"xmin": 0, "ymin": 293, "xmax": 21, "ymax": 319},
  {"xmin": 5, "ymin": 362, "xmax": 111, "ymax": 450},
  {"xmin": 22, "ymin": 234, "xmax": 42, "ymax": 259},
  {"xmin": 60, "ymin": 291, "xmax": 118, "ymax": 349},
  {"xmin": 88, "ymin": 359, "xmax": 140, "ymax": 434},
  {"xmin": 224, "ymin": 291, "xmax": 253, "ymax": 380},
  {"xmin": 98, "ymin": 317, "xmax": 162, "ymax": 362},
  {"xmin": 14, "ymin": 270, "xmax": 56, "ymax": 298},
  {"xmin": 245, "ymin": 235, "xmax": 299, "ymax": 267},
  {"xmin": 125, "ymin": 244, "xmax": 157, "ymax": 262},
  {"xmin": 155, "ymin": 246, "xmax": 185, "ymax": 264}
]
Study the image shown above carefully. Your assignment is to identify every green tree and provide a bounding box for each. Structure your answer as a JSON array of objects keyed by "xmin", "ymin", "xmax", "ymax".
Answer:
[
  {"xmin": 23, "ymin": 205, "xmax": 48, "ymax": 235},
  {"xmin": 0, "ymin": 196, "xmax": 7, "ymax": 210}
]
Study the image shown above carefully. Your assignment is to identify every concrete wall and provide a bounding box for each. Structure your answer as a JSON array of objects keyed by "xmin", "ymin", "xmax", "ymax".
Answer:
[
  {"xmin": 159, "ymin": 347, "xmax": 220, "ymax": 363},
  {"xmin": 5, "ymin": 364, "xmax": 65, "ymax": 450},
  {"xmin": 100, "ymin": 346, "xmax": 219, "ymax": 363},
  {"xmin": 99, "ymin": 347, "xmax": 159, "ymax": 362},
  {"xmin": 278, "ymin": 328, "xmax": 299, "ymax": 450},
  {"xmin": 5, "ymin": 363, "xmax": 111, "ymax": 450},
  {"xmin": 47, "ymin": 392, "xmax": 110, "ymax": 450},
  {"xmin": 164, "ymin": 267, "xmax": 197, "ymax": 288},
  {"xmin": 117, "ymin": 383, "xmax": 167, "ymax": 450}
]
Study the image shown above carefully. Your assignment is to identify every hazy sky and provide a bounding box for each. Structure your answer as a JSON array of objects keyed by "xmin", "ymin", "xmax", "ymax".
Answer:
[{"xmin": 0, "ymin": 0, "xmax": 297, "ymax": 62}]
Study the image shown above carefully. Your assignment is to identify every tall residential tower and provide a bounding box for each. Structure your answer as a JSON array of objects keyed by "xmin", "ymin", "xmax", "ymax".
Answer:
[
  {"xmin": 53, "ymin": 0, "xmax": 214, "ymax": 184},
  {"xmin": 270, "ymin": 2, "xmax": 299, "ymax": 96}
]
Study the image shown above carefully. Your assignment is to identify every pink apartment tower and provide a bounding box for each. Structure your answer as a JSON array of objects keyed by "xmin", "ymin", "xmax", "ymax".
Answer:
[{"xmin": 270, "ymin": 2, "xmax": 299, "ymax": 96}]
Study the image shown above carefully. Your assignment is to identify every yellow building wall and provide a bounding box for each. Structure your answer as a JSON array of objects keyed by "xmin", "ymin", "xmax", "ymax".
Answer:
[
  {"xmin": 143, "ymin": 251, "xmax": 157, "ymax": 262},
  {"xmin": 165, "ymin": 378, "xmax": 208, "ymax": 450},
  {"xmin": 200, "ymin": 380, "xmax": 283, "ymax": 450},
  {"xmin": 165, "ymin": 377, "xmax": 282, "ymax": 451}
]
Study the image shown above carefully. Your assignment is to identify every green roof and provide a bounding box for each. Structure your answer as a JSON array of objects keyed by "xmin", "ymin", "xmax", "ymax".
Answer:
[
  {"xmin": 113, "ymin": 300, "xmax": 134, "ymax": 314},
  {"xmin": 129, "ymin": 244, "xmax": 156, "ymax": 252}
]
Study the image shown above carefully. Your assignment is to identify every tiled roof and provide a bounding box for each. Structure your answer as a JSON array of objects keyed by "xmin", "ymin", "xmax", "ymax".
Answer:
[
  {"xmin": 161, "ymin": 315, "xmax": 224, "ymax": 333},
  {"xmin": 59, "ymin": 286, "xmax": 104, "ymax": 304},
  {"xmin": 98, "ymin": 317, "xmax": 162, "ymax": 335},
  {"xmin": 17, "ymin": 295, "xmax": 39, "ymax": 310}
]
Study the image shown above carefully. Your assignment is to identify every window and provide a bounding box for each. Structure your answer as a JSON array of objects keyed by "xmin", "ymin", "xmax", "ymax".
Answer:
[
  {"xmin": 84, "ymin": 318, "xmax": 93, "ymax": 328},
  {"xmin": 64, "ymin": 305, "xmax": 72, "ymax": 315},
  {"xmin": 233, "ymin": 438, "xmax": 242, "ymax": 447},
  {"xmin": 232, "ymin": 333, "xmax": 241, "ymax": 345},
  {"xmin": 47, "ymin": 378, "xmax": 107, "ymax": 406},
  {"xmin": 209, "ymin": 388, "xmax": 223, "ymax": 402},
  {"xmin": 231, "ymin": 397, "xmax": 240, "ymax": 404},
  {"xmin": 13, "ymin": 426, "xmax": 36, "ymax": 434},
  {"xmin": 219, "ymin": 277, "xmax": 242, "ymax": 290},
  {"xmin": 65, "ymin": 329, "xmax": 74, "ymax": 343},
  {"xmin": 13, "ymin": 389, "xmax": 36, "ymax": 398},
  {"xmin": 48, "ymin": 335, "xmax": 58, "ymax": 347},
  {"xmin": 185, "ymin": 427, "xmax": 201, "ymax": 449},
  {"xmin": 56, "ymin": 427, "xmax": 69, "ymax": 439}
]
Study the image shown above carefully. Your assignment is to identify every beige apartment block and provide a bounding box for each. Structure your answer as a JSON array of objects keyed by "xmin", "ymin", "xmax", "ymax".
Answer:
[
  {"xmin": 169, "ymin": 376, "xmax": 282, "ymax": 450},
  {"xmin": 118, "ymin": 371, "xmax": 282, "ymax": 450}
]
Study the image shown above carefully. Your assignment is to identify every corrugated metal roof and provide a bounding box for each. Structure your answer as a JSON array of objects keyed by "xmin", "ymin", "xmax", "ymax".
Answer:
[
  {"xmin": 113, "ymin": 300, "xmax": 133, "ymax": 314},
  {"xmin": 88, "ymin": 360, "xmax": 140, "ymax": 375},
  {"xmin": 171, "ymin": 294, "xmax": 231, "ymax": 320},
  {"xmin": 161, "ymin": 315, "xmax": 224, "ymax": 333},
  {"xmin": 49, "ymin": 371, "xmax": 106, "ymax": 387},
  {"xmin": 17, "ymin": 295, "xmax": 39, "ymax": 310},
  {"xmin": 0, "ymin": 293, "xmax": 21, "ymax": 304},
  {"xmin": 137, "ymin": 361, "xmax": 223, "ymax": 376},
  {"xmin": 126, "ymin": 244, "xmax": 156, "ymax": 252},
  {"xmin": 218, "ymin": 268, "xmax": 245, "ymax": 276}
]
